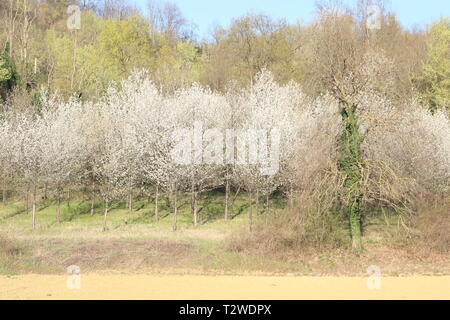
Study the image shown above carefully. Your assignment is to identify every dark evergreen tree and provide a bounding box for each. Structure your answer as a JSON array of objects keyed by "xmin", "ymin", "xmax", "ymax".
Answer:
[{"xmin": 0, "ymin": 42, "xmax": 20, "ymax": 101}]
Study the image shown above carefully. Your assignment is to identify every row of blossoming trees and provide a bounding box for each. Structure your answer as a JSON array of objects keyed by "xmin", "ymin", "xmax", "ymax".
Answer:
[{"xmin": 0, "ymin": 70, "xmax": 449, "ymax": 232}]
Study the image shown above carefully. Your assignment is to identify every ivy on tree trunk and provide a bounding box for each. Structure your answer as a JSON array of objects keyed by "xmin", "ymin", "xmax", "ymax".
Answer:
[{"xmin": 338, "ymin": 104, "xmax": 364, "ymax": 253}]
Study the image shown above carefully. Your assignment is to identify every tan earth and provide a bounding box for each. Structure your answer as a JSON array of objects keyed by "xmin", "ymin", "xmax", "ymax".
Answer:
[{"xmin": 0, "ymin": 274, "xmax": 449, "ymax": 300}]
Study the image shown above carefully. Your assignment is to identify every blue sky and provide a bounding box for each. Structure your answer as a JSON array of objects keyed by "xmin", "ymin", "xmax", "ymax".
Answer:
[{"xmin": 130, "ymin": 0, "xmax": 450, "ymax": 38}]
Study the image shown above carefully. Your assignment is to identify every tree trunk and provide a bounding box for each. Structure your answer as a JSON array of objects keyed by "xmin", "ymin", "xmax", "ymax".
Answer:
[
  {"xmin": 56, "ymin": 189, "xmax": 61, "ymax": 223},
  {"xmin": 83, "ymin": 182, "xmax": 88, "ymax": 201},
  {"xmin": 155, "ymin": 183, "xmax": 159, "ymax": 221},
  {"xmin": 21, "ymin": 0, "xmax": 30, "ymax": 64},
  {"xmin": 126, "ymin": 184, "xmax": 132, "ymax": 224},
  {"xmin": 66, "ymin": 189, "xmax": 70, "ymax": 208},
  {"xmin": 138, "ymin": 184, "xmax": 144, "ymax": 199},
  {"xmin": 248, "ymin": 191, "xmax": 253, "ymax": 232},
  {"xmin": 2, "ymin": 188, "xmax": 5, "ymax": 206},
  {"xmin": 103, "ymin": 200, "xmax": 109, "ymax": 232},
  {"xmin": 32, "ymin": 185, "xmax": 36, "ymax": 230},
  {"xmin": 192, "ymin": 191, "xmax": 198, "ymax": 227},
  {"xmin": 25, "ymin": 184, "xmax": 29, "ymax": 214},
  {"xmin": 44, "ymin": 183, "xmax": 48, "ymax": 200},
  {"xmin": 168, "ymin": 190, "xmax": 173, "ymax": 209},
  {"xmin": 90, "ymin": 185, "xmax": 95, "ymax": 216},
  {"xmin": 7, "ymin": 0, "xmax": 15, "ymax": 57},
  {"xmin": 128, "ymin": 186, "xmax": 132, "ymax": 213},
  {"xmin": 154, "ymin": 183, "xmax": 159, "ymax": 221},
  {"xmin": 349, "ymin": 202, "xmax": 363, "ymax": 253},
  {"xmin": 224, "ymin": 178, "xmax": 229, "ymax": 221},
  {"xmin": 339, "ymin": 104, "xmax": 364, "ymax": 254},
  {"xmin": 70, "ymin": 30, "xmax": 78, "ymax": 91},
  {"xmin": 289, "ymin": 185, "xmax": 294, "ymax": 211},
  {"xmin": 2, "ymin": 181, "xmax": 6, "ymax": 206},
  {"xmin": 265, "ymin": 193, "xmax": 270, "ymax": 214},
  {"xmin": 172, "ymin": 191, "xmax": 177, "ymax": 232},
  {"xmin": 194, "ymin": 192, "xmax": 198, "ymax": 226},
  {"xmin": 255, "ymin": 189, "xmax": 260, "ymax": 216},
  {"xmin": 191, "ymin": 177, "xmax": 199, "ymax": 227}
]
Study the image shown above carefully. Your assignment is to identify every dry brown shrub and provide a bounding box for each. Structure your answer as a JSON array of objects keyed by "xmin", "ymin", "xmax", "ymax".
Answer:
[
  {"xmin": 0, "ymin": 235, "xmax": 23, "ymax": 257},
  {"xmin": 226, "ymin": 155, "xmax": 426, "ymax": 256},
  {"xmin": 0, "ymin": 235, "xmax": 25, "ymax": 273},
  {"xmin": 360, "ymin": 159, "xmax": 419, "ymax": 224},
  {"xmin": 406, "ymin": 196, "xmax": 450, "ymax": 254},
  {"xmin": 226, "ymin": 167, "xmax": 350, "ymax": 255}
]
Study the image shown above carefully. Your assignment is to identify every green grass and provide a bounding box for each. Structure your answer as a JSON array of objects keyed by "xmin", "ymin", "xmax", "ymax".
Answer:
[
  {"xmin": 1, "ymin": 191, "xmax": 447, "ymax": 276},
  {"xmin": 0, "ymin": 190, "xmax": 289, "ymax": 275},
  {"xmin": 0, "ymin": 189, "xmax": 287, "ymax": 238}
]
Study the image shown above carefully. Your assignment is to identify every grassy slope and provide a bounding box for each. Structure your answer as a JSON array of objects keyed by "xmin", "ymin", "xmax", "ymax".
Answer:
[
  {"xmin": 0, "ymin": 191, "xmax": 290, "ymax": 275},
  {"xmin": 0, "ymin": 192, "xmax": 448, "ymax": 276}
]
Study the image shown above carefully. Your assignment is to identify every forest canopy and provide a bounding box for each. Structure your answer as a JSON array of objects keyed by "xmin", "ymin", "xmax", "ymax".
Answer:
[{"xmin": 0, "ymin": 0, "xmax": 448, "ymax": 116}]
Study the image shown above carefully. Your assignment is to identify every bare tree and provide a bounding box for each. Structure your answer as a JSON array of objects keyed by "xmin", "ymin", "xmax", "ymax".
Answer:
[{"xmin": 147, "ymin": 0, "xmax": 193, "ymax": 43}]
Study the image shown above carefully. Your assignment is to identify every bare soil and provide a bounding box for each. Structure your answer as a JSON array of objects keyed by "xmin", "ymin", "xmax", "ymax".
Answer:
[{"xmin": 1, "ymin": 274, "xmax": 449, "ymax": 299}]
